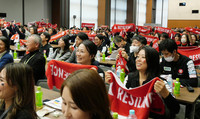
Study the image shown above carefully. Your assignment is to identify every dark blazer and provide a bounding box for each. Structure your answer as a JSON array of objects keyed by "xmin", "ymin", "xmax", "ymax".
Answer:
[
  {"xmin": 0, "ymin": 52, "xmax": 13, "ymax": 69},
  {"xmin": 20, "ymin": 50, "xmax": 46, "ymax": 84}
]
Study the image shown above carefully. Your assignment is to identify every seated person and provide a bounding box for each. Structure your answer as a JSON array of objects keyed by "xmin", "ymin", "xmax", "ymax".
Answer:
[
  {"xmin": 76, "ymin": 40, "xmax": 104, "ymax": 79},
  {"xmin": 39, "ymin": 32, "xmax": 52, "ymax": 57},
  {"xmin": 106, "ymin": 46, "xmax": 180, "ymax": 118},
  {"xmin": 160, "ymin": 32, "xmax": 169, "ymax": 41},
  {"xmin": 180, "ymin": 34, "xmax": 190, "ymax": 46},
  {"xmin": 20, "ymin": 34, "xmax": 46, "ymax": 84},
  {"xmin": 61, "ymin": 69, "xmax": 112, "ymax": 119},
  {"xmin": 190, "ymin": 34, "xmax": 199, "ymax": 46},
  {"xmin": 48, "ymin": 35, "xmax": 71, "ymax": 61},
  {"xmin": 117, "ymin": 35, "xmax": 147, "ymax": 72},
  {"xmin": 94, "ymin": 34, "xmax": 108, "ymax": 56},
  {"xmin": 65, "ymin": 32, "xmax": 89, "ymax": 63},
  {"xmin": 159, "ymin": 38, "xmax": 198, "ymax": 87},
  {"xmin": 29, "ymin": 26, "xmax": 38, "ymax": 35},
  {"xmin": 0, "ymin": 63, "xmax": 37, "ymax": 119},
  {"xmin": 174, "ymin": 33, "xmax": 181, "ymax": 46},
  {"xmin": 114, "ymin": 35, "xmax": 131, "ymax": 54},
  {"xmin": 0, "ymin": 36, "xmax": 13, "ymax": 70}
]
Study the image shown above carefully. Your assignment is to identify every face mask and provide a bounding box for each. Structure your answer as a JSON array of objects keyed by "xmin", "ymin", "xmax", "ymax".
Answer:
[
  {"xmin": 181, "ymin": 38, "xmax": 186, "ymax": 43},
  {"xmin": 164, "ymin": 55, "xmax": 174, "ymax": 62},
  {"xmin": 130, "ymin": 46, "xmax": 139, "ymax": 53}
]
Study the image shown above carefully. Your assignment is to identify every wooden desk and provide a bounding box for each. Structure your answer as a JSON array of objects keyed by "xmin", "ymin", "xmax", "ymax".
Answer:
[
  {"xmin": 174, "ymin": 87, "xmax": 200, "ymax": 119},
  {"xmin": 99, "ymin": 59, "xmax": 116, "ymax": 66},
  {"xmin": 35, "ymin": 87, "xmax": 64, "ymax": 118},
  {"xmin": 10, "ymin": 45, "xmax": 26, "ymax": 51},
  {"xmin": 50, "ymin": 44, "xmax": 60, "ymax": 48}
]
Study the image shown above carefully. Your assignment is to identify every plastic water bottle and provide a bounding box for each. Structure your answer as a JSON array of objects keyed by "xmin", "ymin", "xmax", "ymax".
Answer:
[
  {"xmin": 96, "ymin": 50, "xmax": 101, "ymax": 62},
  {"xmin": 167, "ymin": 74, "xmax": 173, "ymax": 92},
  {"xmin": 111, "ymin": 65, "xmax": 116, "ymax": 73},
  {"xmin": 9, "ymin": 50, "xmax": 13, "ymax": 56},
  {"xmin": 127, "ymin": 110, "xmax": 137, "ymax": 119},
  {"xmin": 43, "ymin": 50, "xmax": 47, "ymax": 63},
  {"xmin": 35, "ymin": 86, "xmax": 43, "ymax": 109},
  {"xmin": 102, "ymin": 52, "xmax": 105, "ymax": 61},
  {"xmin": 116, "ymin": 66, "xmax": 121, "ymax": 78},
  {"xmin": 174, "ymin": 78, "xmax": 180, "ymax": 97},
  {"xmin": 17, "ymin": 42, "xmax": 20, "ymax": 50},
  {"xmin": 113, "ymin": 112, "xmax": 118, "ymax": 119},
  {"xmin": 13, "ymin": 50, "xmax": 17, "ymax": 59},
  {"xmin": 120, "ymin": 69, "xmax": 125, "ymax": 83},
  {"xmin": 49, "ymin": 48, "xmax": 53, "ymax": 56}
]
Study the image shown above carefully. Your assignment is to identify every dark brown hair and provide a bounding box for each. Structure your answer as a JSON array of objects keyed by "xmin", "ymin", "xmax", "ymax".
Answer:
[
  {"xmin": 1, "ymin": 63, "xmax": 37, "ymax": 119},
  {"xmin": 61, "ymin": 69, "xmax": 112, "ymax": 119}
]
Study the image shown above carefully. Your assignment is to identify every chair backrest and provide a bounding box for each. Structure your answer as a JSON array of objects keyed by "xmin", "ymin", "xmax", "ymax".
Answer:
[{"xmin": 37, "ymin": 79, "xmax": 60, "ymax": 92}]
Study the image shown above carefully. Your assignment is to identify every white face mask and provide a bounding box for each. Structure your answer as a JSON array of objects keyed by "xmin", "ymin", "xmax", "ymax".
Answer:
[
  {"xmin": 130, "ymin": 46, "xmax": 139, "ymax": 53},
  {"xmin": 181, "ymin": 38, "xmax": 186, "ymax": 43},
  {"xmin": 164, "ymin": 55, "xmax": 174, "ymax": 62}
]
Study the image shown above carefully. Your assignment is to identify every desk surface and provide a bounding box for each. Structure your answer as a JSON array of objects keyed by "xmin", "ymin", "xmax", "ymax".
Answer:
[
  {"xmin": 175, "ymin": 87, "xmax": 200, "ymax": 104},
  {"xmin": 99, "ymin": 59, "xmax": 116, "ymax": 66},
  {"xmin": 50, "ymin": 44, "xmax": 60, "ymax": 48},
  {"xmin": 10, "ymin": 45, "xmax": 26, "ymax": 51}
]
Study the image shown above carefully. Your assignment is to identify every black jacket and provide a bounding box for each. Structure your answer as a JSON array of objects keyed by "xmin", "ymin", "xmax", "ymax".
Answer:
[
  {"xmin": 20, "ymin": 50, "xmax": 46, "ymax": 84},
  {"xmin": 160, "ymin": 53, "xmax": 198, "ymax": 87}
]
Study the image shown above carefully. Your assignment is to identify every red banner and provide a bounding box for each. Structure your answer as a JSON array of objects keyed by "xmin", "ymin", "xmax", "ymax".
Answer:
[
  {"xmin": 137, "ymin": 26, "xmax": 152, "ymax": 34},
  {"xmin": 37, "ymin": 27, "xmax": 45, "ymax": 33},
  {"xmin": 154, "ymin": 26, "xmax": 172, "ymax": 37},
  {"xmin": 112, "ymin": 23, "xmax": 136, "ymax": 33},
  {"xmin": 178, "ymin": 47, "xmax": 200, "ymax": 66},
  {"xmin": 185, "ymin": 27, "xmax": 200, "ymax": 34},
  {"xmin": 81, "ymin": 23, "xmax": 95, "ymax": 29},
  {"xmin": 140, "ymin": 34, "xmax": 159, "ymax": 45},
  {"xmin": 108, "ymin": 72, "xmax": 165, "ymax": 118},
  {"xmin": 87, "ymin": 33, "xmax": 96, "ymax": 41},
  {"xmin": 116, "ymin": 51, "xmax": 129, "ymax": 73},
  {"xmin": 46, "ymin": 60, "xmax": 97, "ymax": 89},
  {"xmin": 49, "ymin": 31, "xmax": 67, "ymax": 42}
]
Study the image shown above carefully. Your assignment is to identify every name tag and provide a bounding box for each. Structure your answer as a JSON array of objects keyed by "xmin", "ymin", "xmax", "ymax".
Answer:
[{"xmin": 164, "ymin": 66, "xmax": 171, "ymax": 71}]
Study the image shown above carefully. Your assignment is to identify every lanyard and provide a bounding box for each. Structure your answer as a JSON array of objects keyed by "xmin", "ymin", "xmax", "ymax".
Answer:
[
  {"xmin": 24, "ymin": 53, "xmax": 36, "ymax": 64},
  {"xmin": 0, "ymin": 105, "xmax": 12, "ymax": 119}
]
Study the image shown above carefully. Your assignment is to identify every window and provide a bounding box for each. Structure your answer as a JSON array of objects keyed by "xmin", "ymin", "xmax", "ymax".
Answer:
[
  {"xmin": 110, "ymin": 0, "xmax": 127, "ymax": 28},
  {"xmin": 70, "ymin": 0, "xmax": 98, "ymax": 29}
]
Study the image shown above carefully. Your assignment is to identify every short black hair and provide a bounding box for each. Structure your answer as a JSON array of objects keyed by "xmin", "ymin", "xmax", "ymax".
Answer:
[
  {"xmin": 42, "ymin": 32, "xmax": 51, "ymax": 42},
  {"xmin": 161, "ymin": 32, "xmax": 169, "ymax": 39},
  {"xmin": 131, "ymin": 35, "xmax": 147, "ymax": 45},
  {"xmin": 77, "ymin": 32, "xmax": 89, "ymax": 41},
  {"xmin": 114, "ymin": 35, "xmax": 124, "ymax": 43},
  {"xmin": 159, "ymin": 38, "xmax": 177, "ymax": 53},
  {"xmin": 95, "ymin": 34, "xmax": 104, "ymax": 41}
]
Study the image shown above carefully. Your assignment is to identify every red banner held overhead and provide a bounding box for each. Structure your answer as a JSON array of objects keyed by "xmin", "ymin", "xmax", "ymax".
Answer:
[
  {"xmin": 137, "ymin": 26, "xmax": 152, "ymax": 34},
  {"xmin": 49, "ymin": 31, "xmax": 67, "ymax": 42},
  {"xmin": 112, "ymin": 23, "xmax": 136, "ymax": 33},
  {"xmin": 81, "ymin": 23, "xmax": 95, "ymax": 29},
  {"xmin": 154, "ymin": 26, "xmax": 172, "ymax": 37},
  {"xmin": 46, "ymin": 60, "xmax": 97, "ymax": 89},
  {"xmin": 178, "ymin": 47, "xmax": 200, "ymax": 66},
  {"xmin": 108, "ymin": 71, "xmax": 165, "ymax": 119},
  {"xmin": 87, "ymin": 33, "xmax": 96, "ymax": 42},
  {"xmin": 140, "ymin": 34, "xmax": 159, "ymax": 45},
  {"xmin": 185, "ymin": 27, "xmax": 200, "ymax": 34},
  {"xmin": 37, "ymin": 27, "xmax": 45, "ymax": 33}
]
